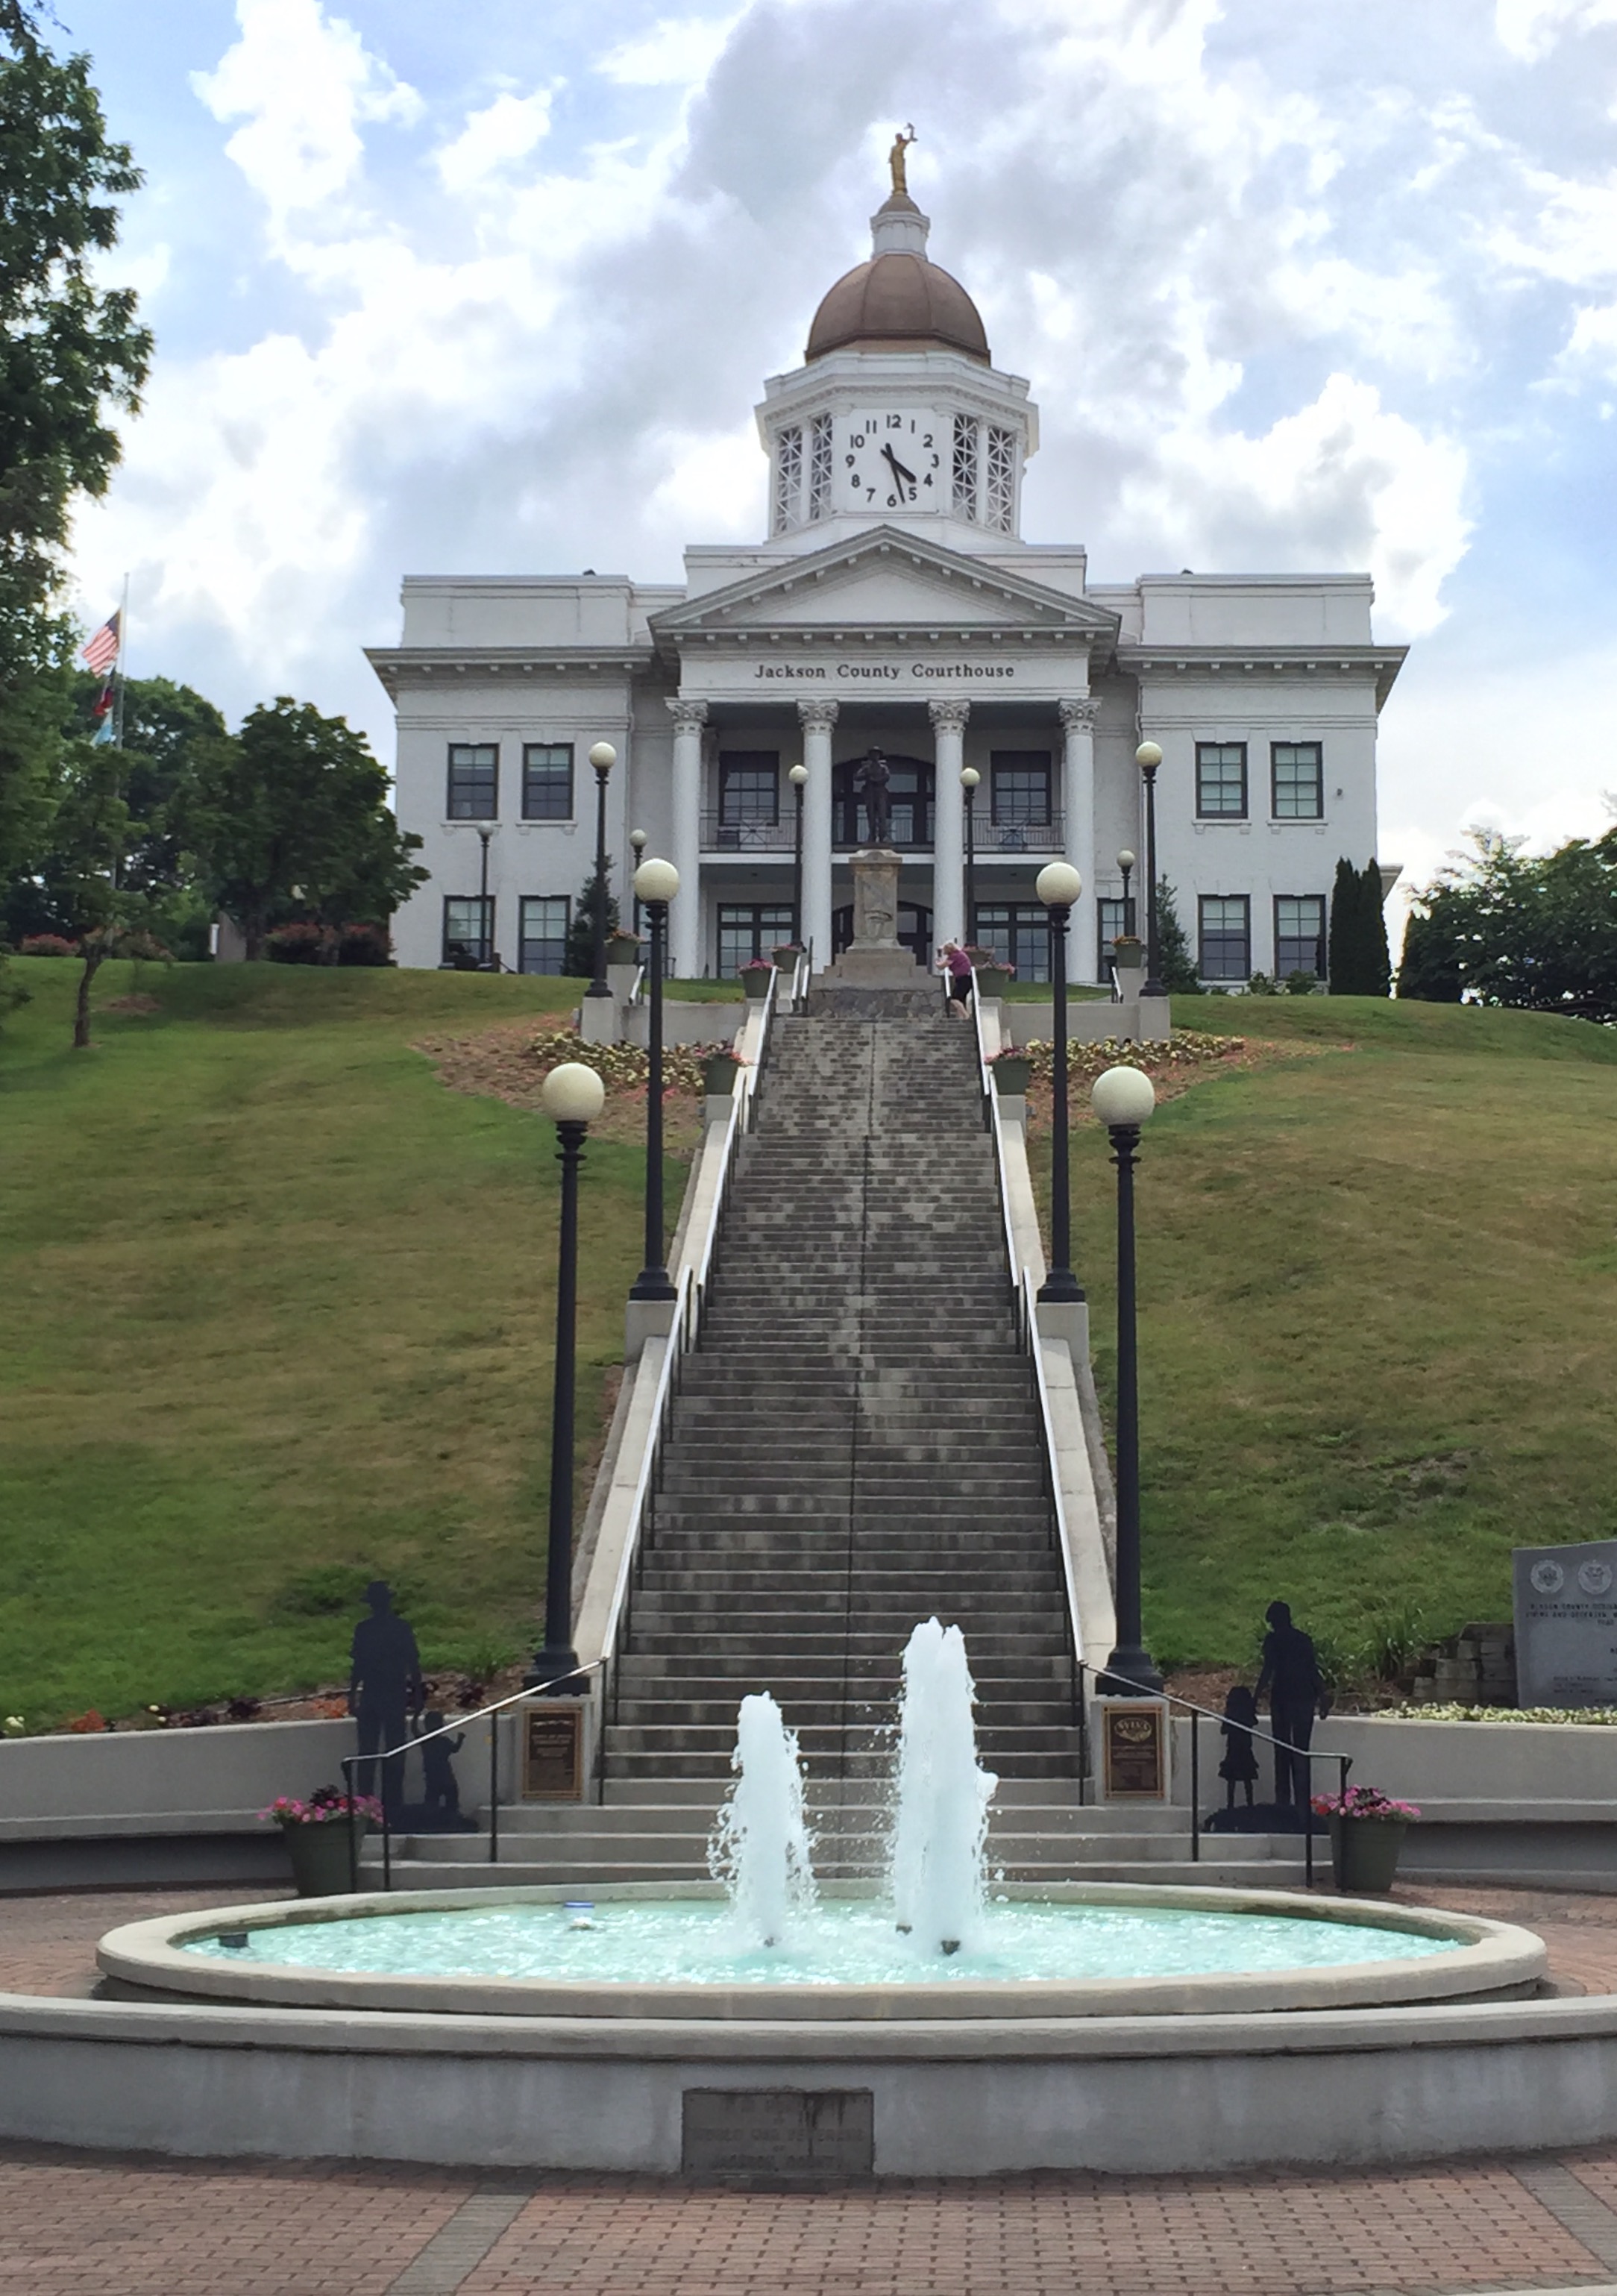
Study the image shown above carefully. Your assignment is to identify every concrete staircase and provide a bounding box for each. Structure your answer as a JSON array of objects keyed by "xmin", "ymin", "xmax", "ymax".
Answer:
[{"xmin": 372, "ymin": 1006, "xmax": 1309, "ymax": 1893}]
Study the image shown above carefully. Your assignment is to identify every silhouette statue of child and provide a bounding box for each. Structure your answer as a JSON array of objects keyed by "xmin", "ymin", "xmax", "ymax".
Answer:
[
  {"xmin": 349, "ymin": 1581, "xmax": 424, "ymax": 1812},
  {"xmin": 1219, "ymin": 1684, "xmax": 1260, "ymax": 1810},
  {"xmin": 418, "ymin": 1710, "xmax": 465, "ymax": 1819}
]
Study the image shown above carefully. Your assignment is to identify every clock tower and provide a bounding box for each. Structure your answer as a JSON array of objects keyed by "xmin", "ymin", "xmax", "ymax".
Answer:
[{"xmin": 756, "ymin": 186, "xmax": 1037, "ymax": 552}]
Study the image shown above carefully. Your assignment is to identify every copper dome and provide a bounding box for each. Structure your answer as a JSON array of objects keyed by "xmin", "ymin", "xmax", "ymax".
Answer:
[{"xmin": 806, "ymin": 248, "xmax": 990, "ymax": 364}]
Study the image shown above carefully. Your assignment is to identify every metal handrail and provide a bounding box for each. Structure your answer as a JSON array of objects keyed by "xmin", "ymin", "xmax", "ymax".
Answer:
[
  {"xmin": 970, "ymin": 965, "xmax": 1023, "ymax": 1319},
  {"xmin": 1022, "ymin": 1269, "xmax": 1084, "ymax": 1673},
  {"xmin": 791, "ymin": 938, "xmax": 813, "ymax": 1012},
  {"xmin": 339, "ymin": 1658, "xmax": 608, "ymax": 1890},
  {"xmin": 1077, "ymin": 1657, "xmax": 1351, "ymax": 1889}
]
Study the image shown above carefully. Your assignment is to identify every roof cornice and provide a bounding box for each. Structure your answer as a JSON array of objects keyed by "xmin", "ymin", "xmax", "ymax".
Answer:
[{"xmin": 1117, "ymin": 642, "xmax": 1407, "ymax": 710}]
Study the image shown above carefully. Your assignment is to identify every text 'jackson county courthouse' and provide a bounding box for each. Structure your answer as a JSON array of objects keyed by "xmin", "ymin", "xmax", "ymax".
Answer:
[{"xmin": 366, "ymin": 172, "xmax": 1405, "ymax": 987}]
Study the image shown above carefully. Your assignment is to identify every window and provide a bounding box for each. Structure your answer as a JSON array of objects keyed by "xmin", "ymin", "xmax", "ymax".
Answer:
[
  {"xmin": 719, "ymin": 753, "xmax": 779, "ymax": 829},
  {"xmin": 717, "ymin": 904, "xmax": 795, "ymax": 976},
  {"xmin": 773, "ymin": 425, "xmax": 803, "ymax": 534},
  {"xmin": 952, "ymin": 413, "xmax": 979, "ymax": 519},
  {"xmin": 808, "ymin": 413, "xmax": 834, "ymax": 521},
  {"xmin": 1272, "ymin": 741, "xmax": 1323, "ymax": 819},
  {"xmin": 990, "ymin": 751, "xmax": 1052, "ymax": 827},
  {"xmin": 1196, "ymin": 741, "xmax": 1246, "ymax": 819},
  {"xmin": 1198, "ymin": 896, "xmax": 1250, "ymax": 982},
  {"xmin": 986, "ymin": 426, "xmax": 1016, "ymax": 533},
  {"xmin": 518, "ymin": 896, "xmax": 569, "ymax": 976},
  {"xmin": 973, "ymin": 902, "xmax": 1052, "ymax": 984},
  {"xmin": 1098, "ymin": 897, "xmax": 1127, "ymax": 977},
  {"xmin": 1275, "ymin": 894, "xmax": 1326, "ymax": 980},
  {"xmin": 447, "ymin": 743, "xmax": 497, "ymax": 820},
  {"xmin": 443, "ymin": 897, "xmax": 494, "ymax": 966},
  {"xmin": 521, "ymin": 743, "xmax": 572, "ymax": 821}
]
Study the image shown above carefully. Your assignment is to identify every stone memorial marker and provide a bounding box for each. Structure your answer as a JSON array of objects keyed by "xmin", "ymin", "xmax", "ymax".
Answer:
[
  {"xmin": 1513, "ymin": 1537, "xmax": 1617, "ymax": 1707},
  {"xmin": 681, "ymin": 2089, "xmax": 874, "ymax": 2177}
]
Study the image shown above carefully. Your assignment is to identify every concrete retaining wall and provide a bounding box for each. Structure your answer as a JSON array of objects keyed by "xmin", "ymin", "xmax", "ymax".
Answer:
[{"xmin": 7, "ymin": 1987, "xmax": 1617, "ymax": 2174}]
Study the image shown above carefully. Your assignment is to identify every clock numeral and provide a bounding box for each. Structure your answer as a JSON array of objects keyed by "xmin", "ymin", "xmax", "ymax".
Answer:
[
  {"xmin": 850, "ymin": 432, "xmax": 866, "ymax": 448},
  {"xmin": 929, "ymin": 454, "xmax": 940, "ymax": 468},
  {"xmin": 887, "ymin": 415, "xmax": 902, "ymax": 429},
  {"xmin": 887, "ymin": 492, "xmax": 899, "ymax": 506},
  {"xmin": 845, "ymin": 454, "xmax": 856, "ymax": 468},
  {"xmin": 923, "ymin": 471, "xmax": 934, "ymax": 487},
  {"xmin": 906, "ymin": 486, "xmax": 917, "ymax": 503},
  {"xmin": 922, "ymin": 433, "xmax": 934, "ymax": 448}
]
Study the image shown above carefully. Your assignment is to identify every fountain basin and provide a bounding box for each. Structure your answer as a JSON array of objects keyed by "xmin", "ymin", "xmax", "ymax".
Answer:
[{"xmin": 98, "ymin": 1881, "xmax": 1544, "ymax": 2021}]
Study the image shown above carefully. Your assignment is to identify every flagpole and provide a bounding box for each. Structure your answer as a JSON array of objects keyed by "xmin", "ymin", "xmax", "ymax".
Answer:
[{"xmin": 113, "ymin": 571, "xmax": 129, "ymax": 750}]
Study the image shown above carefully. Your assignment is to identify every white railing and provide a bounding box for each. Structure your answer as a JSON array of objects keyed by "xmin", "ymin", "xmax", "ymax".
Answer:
[
  {"xmin": 791, "ymin": 940, "xmax": 814, "ymax": 1012},
  {"xmin": 971, "ymin": 966, "xmax": 1023, "ymax": 1315},
  {"xmin": 1022, "ymin": 1270, "xmax": 1087, "ymax": 1677}
]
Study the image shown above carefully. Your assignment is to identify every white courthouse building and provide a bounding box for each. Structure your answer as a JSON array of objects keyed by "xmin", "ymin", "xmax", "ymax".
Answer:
[{"xmin": 368, "ymin": 177, "xmax": 1406, "ymax": 987}]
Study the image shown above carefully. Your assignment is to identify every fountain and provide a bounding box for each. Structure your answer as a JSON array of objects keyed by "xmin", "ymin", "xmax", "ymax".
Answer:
[
  {"xmin": 76, "ymin": 1621, "xmax": 1558, "ymax": 2177},
  {"xmin": 708, "ymin": 1691, "xmax": 814, "ymax": 1949},
  {"xmin": 890, "ymin": 1619, "xmax": 996, "ymax": 1954}
]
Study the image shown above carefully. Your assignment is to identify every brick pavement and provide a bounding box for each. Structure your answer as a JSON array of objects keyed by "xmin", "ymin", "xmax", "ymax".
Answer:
[{"xmin": 3, "ymin": 1883, "xmax": 1617, "ymax": 2293}]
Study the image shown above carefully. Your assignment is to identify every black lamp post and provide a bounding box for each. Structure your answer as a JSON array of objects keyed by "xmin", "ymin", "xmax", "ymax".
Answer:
[
  {"xmin": 629, "ymin": 859, "xmax": 679, "ymax": 1306},
  {"xmin": 585, "ymin": 740, "xmax": 615, "ymax": 1000},
  {"xmin": 788, "ymin": 762, "xmax": 807, "ymax": 946},
  {"xmin": 477, "ymin": 826, "xmax": 494, "ymax": 969},
  {"xmin": 629, "ymin": 827, "xmax": 647, "ymax": 937},
  {"xmin": 1118, "ymin": 847, "xmax": 1136, "ymax": 941},
  {"xmin": 529, "ymin": 1060, "xmax": 606, "ymax": 1690},
  {"xmin": 961, "ymin": 765, "xmax": 980, "ymax": 944},
  {"xmin": 1034, "ymin": 861, "xmax": 1084, "ymax": 1308},
  {"xmin": 1137, "ymin": 742, "xmax": 1165, "ymax": 999},
  {"xmin": 1091, "ymin": 1064, "xmax": 1163, "ymax": 1695}
]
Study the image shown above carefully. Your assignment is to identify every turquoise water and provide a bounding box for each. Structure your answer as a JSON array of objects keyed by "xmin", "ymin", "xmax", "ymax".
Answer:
[{"xmin": 184, "ymin": 1899, "xmax": 1459, "ymax": 1989}]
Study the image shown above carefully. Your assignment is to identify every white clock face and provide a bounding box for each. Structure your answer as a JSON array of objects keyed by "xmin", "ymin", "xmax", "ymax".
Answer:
[{"xmin": 842, "ymin": 411, "xmax": 943, "ymax": 512}]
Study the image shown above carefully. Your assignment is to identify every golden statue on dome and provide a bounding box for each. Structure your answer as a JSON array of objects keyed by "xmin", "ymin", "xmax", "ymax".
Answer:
[{"xmin": 888, "ymin": 124, "xmax": 917, "ymax": 197}]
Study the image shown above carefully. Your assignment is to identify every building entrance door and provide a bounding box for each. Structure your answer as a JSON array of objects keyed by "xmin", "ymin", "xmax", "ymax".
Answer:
[{"xmin": 832, "ymin": 902, "xmax": 932, "ymax": 967}]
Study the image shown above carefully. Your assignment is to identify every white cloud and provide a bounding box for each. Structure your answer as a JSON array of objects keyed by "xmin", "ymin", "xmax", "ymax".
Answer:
[
  {"xmin": 1495, "ymin": 0, "xmax": 1617, "ymax": 61},
  {"xmin": 599, "ymin": 14, "xmax": 741, "ymax": 88},
  {"xmin": 435, "ymin": 90, "xmax": 555, "ymax": 195},
  {"xmin": 192, "ymin": 0, "xmax": 421, "ymax": 228}
]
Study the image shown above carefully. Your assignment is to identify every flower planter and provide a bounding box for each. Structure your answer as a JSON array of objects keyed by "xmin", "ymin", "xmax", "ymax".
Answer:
[
  {"xmin": 1330, "ymin": 1815, "xmax": 1407, "ymax": 1895},
  {"xmin": 992, "ymin": 1057, "xmax": 1032, "ymax": 1095},
  {"xmin": 283, "ymin": 1821, "xmax": 357, "ymax": 1898},
  {"xmin": 974, "ymin": 967, "xmax": 1011, "ymax": 1000},
  {"xmin": 741, "ymin": 971, "xmax": 772, "ymax": 1000},
  {"xmin": 702, "ymin": 1054, "xmax": 742, "ymax": 1096},
  {"xmin": 605, "ymin": 963, "xmax": 639, "ymax": 1004}
]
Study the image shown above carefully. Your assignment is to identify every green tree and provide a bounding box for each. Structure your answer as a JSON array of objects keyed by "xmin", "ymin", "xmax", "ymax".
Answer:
[
  {"xmin": 563, "ymin": 862, "xmax": 618, "ymax": 979},
  {"xmin": 1327, "ymin": 857, "xmax": 1361, "ymax": 991},
  {"xmin": 0, "ymin": 4, "xmax": 151, "ymax": 888},
  {"xmin": 1152, "ymin": 880, "xmax": 1201, "ymax": 994},
  {"xmin": 1360, "ymin": 858, "xmax": 1392, "ymax": 998},
  {"xmin": 186, "ymin": 699, "xmax": 427, "ymax": 961},
  {"xmin": 1397, "ymin": 825, "xmax": 1617, "ymax": 1021},
  {"xmin": 1328, "ymin": 856, "xmax": 1391, "ymax": 994}
]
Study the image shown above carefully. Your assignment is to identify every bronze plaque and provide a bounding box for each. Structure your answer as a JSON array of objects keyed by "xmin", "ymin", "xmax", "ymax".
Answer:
[
  {"xmin": 1102, "ymin": 1701, "xmax": 1166, "ymax": 1799},
  {"xmin": 521, "ymin": 1702, "xmax": 584, "ymax": 1801},
  {"xmin": 682, "ymin": 2089, "xmax": 874, "ymax": 2177}
]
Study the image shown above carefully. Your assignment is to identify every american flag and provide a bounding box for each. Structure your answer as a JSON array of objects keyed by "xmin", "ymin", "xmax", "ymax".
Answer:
[{"xmin": 81, "ymin": 611, "xmax": 121, "ymax": 677}]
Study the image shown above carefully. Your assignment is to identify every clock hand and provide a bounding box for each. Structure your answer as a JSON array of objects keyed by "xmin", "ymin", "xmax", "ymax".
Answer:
[{"xmin": 881, "ymin": 442, "xmax": 919, "ymax": 486}]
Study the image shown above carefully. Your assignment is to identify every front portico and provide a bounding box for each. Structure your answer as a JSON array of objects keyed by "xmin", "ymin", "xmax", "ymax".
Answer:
[{"xmin": 650, "ymin": 525, "xmax": 1119, "ymax": 982}]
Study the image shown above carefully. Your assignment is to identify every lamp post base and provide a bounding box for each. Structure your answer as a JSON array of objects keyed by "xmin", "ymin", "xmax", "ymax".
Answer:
[
  {"xmin": 525, "ymin": 1646, "xmax": 583, "ymax": 1694},
  {"xmin": 1036, "ymin": 1268, "xmax": 1085, "ymax": 1305},
  {"xmin": 1101, "ymin": 1643, "xmax": 1165, "ymax": 1697}
]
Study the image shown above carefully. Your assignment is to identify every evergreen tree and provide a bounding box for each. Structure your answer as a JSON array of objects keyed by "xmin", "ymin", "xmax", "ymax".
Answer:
[
  {"xmin": 1360, "ymin": 858, "xmax": 1392, "ymax": 997},
  {"xmin": 1327, "ymin": 857, "xmax": 1360, "ymax": 991},
  {"xmin": 1152, "ymin": 879, "xmax": 1201, "ymax": 994},
  {"xmin": 1396, "ymin": 903, "xmax": 1464, "ymax": 1002},
  {"xmin": 563, "ymin": 864, "xmax": 619, "ymax": 977}
]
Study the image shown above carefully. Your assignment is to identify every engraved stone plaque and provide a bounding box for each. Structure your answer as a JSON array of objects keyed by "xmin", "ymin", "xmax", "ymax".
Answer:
[
  {"xmin": 682, "ymin": 2089, "xmax": 875, "ymax": 2177},
  {"xmin": 521, "ymin": 1701, "xmax": 584, "ymax": 1800},
  {"xmin": 1099, "ymin": 1699, "xmax": 1167, "ymax": 1799},
  {"xmin": 1513, "ymin": 1538, "xmax": 1617, "ymax": 1708}
]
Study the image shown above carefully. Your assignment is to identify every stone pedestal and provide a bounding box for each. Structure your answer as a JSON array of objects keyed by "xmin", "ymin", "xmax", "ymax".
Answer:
[
  {"xmin": 577, "ymin": 996, "xmax": 621, "ymax": 1046},
  {"xmin": 818, "ymin": 848, "xmax": 923, "ymax": 990}
]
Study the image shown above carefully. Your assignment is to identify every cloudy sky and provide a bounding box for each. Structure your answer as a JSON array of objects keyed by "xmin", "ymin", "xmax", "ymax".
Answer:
[{"xmin": 57, "ymin": 0, "xmax": 1617, "ymax": 897}]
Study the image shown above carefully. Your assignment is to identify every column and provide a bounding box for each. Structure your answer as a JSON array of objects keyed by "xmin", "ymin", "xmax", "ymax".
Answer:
[
  {"xmin": 1059, "ymin": 697, "xmax": 1099, "ymax": 984},
  {"xmin": 929, "ymin": 697, "xmax": 969, "ymax": 953},
  {"xmin": 797, "ymin": 697, "xmax": 838, "ymax": 970},
  {"xmin": 667, "ymin": 698, "xmax": 706, "ymax": 979}
]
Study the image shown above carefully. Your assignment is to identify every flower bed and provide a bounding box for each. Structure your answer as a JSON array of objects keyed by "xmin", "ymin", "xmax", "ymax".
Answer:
[{"xmin": 1387, "ymin": 1702, "xmax": 1617, "ymax": 1726}]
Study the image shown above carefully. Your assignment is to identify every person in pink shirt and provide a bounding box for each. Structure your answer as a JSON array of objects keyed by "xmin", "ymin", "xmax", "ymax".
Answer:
[{"xmin": 938, "ymin": 941, "xmax": 973, "ymax": 1018}]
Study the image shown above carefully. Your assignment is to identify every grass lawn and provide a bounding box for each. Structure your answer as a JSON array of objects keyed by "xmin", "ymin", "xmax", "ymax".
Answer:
[
  {"xmin": 0, "ymin": 959, "xmax": 687, "ymax": 1726},
  {"xmin": 1040, "ymin": 996, "xmax": 1617, "ymax": 1680}
]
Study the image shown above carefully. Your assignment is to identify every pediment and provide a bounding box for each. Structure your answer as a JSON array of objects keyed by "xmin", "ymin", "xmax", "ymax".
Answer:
[{"xmin": 650, "ymin": 527, "xmax": 1119, "ymax": 644}]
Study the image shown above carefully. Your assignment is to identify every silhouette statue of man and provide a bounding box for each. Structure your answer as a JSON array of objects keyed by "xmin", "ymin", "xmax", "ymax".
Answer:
[
  {"xmin": 854, "ymin": 749, "xmax": 893, "ymax": 847},
  {"xmin": 1255, "ymin": 1600, "xmax": 1323, "ymax": 1808},
  {"xmin": 349, "ymin": 1581, "xmax": 424, "ymax": 1811}
]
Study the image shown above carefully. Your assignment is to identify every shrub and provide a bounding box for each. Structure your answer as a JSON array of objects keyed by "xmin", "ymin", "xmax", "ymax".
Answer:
[
  {"xmin": 19, "ymin": 933, "xmax": 78, "ymax": 957},
  {"xmin": 1246, "ymin": 971, "xmax": 1278, "ymax": 996},
  {"xmin": 1284, "ymin": 970, "xmax": 1318, "ymax": 996},
  {"xmin": 266, "ymin": 922, "xmax": 328, "ymax": 965},
  {"xmin": 337, "ymin": 922, "xmax": 391, "ymax": 967}
]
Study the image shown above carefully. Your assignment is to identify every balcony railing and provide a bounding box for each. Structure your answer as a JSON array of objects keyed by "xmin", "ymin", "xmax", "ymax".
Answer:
[
  {"xmin": 701, "ymin": 812, "xmax": 794, "ymax": 853},
  {"xmin": 699, "ymin": 808, "xmax": 1067, "ymax": 856}
]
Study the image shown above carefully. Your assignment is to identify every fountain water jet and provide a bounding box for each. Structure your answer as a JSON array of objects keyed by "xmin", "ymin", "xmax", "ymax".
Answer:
[
  {"xmin": 708, "ymin": 1690, "xmax": 815, "ymax": 1948},
  {"xmin": 891, "ymin": 1618, "xmax": 997, "ymax": 1954}
]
